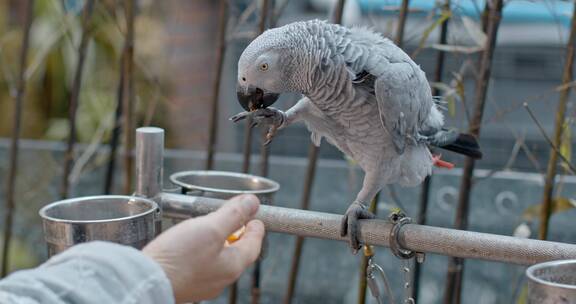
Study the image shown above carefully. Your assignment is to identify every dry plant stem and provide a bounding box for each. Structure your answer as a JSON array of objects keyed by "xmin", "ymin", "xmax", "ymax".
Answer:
[
  {"xmin": 524, "ymin": 103, "xmax": 576, "ymax": 174},
  {"xmin": 413, "ymin": 0, "xmax": 450, "ymax": 300},
  {"xmin": 538, "ymin": 2, "xmax": 576, "ymax": 240},
  {"xmin": 206, "ymin": 0, "xmax": 229, "ymax": 171},
  {"xmin": 1, "ymin": 0, "xmax": 34, "ymax": 278},
  {"xmin": 282, "ymin": 1, "xmax": 345, "ymax": 303},
  {"xmin": 122, "ymin": 0, "xmax": 136, "ymax": 194},
  {"xmin": 443, "ymin": 1, "xmax": 503, "ymax": 304},
  {"xmin": 60, "ymin": 0, "xmax": 95, "ymax": 199},
  {"xmin": 394, "ymin": 0, "xmax": 410, "ymax": 48}
]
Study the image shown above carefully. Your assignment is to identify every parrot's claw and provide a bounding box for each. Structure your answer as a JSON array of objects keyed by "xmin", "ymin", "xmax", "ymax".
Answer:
[
  {"xmin": 340, "ymin": 202, "xmax": 375, "ymax": 254},
  {"xmin": 230, "ymin": 108, "xmax": 285, "ymax": 145},
  {"xmin": 229, "ymin": 111, "xmax": 250, "ymax": 123}
]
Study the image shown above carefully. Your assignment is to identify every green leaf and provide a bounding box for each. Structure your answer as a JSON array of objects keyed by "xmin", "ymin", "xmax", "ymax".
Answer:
[
  {"xmin": 516, "ymin": 284, "xmax": 528, "ymax": 304},
  {"xmin": 461, "ymin": 16, "xmax": 487, "ymax": 47},
  {"xmin": 416, "ymin": 9, "xmax": 452, "ymax": 53},
  {"xmin": 522, "ymin": 197, "xmax": 576, "ymax": 222}
]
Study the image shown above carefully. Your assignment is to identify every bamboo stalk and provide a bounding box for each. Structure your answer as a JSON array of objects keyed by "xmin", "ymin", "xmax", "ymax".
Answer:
[
  {"xmin": 60, "ymin": 0, "xmax": 95, "ymax": 199},
  {"xmin": 394, "ymin": 0, "xmax": 410, "ymax": 48},
  {"xmin": 538, "ymin": 2, "xmax": 576, "ymax": 241},
  {"xmin": 1, "ymin": 0, "xmax": 34, "ymax": 278},
  {"xmin": 122, "ymin": 0, "xmax": 136, "ymax": 194},
  {"xmin": 206, "ymin": 0, "xmax": 229, "ymax": 170},
  {"xmin": 282, "ymin": 1, "xmax": 345, "ymax": 303},
  {"xmin": 443, "ymin": 1, "xmax": 503, "ymax": 303},
  {"xmin": 413, "ymin": 0, "xmax": 451, "ymax": 301}
]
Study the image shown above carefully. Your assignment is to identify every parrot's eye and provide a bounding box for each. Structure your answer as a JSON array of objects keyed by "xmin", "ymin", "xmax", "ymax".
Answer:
[{"xmin": 259, "ymin": 63, "xmax": 269, "ymax": 71}]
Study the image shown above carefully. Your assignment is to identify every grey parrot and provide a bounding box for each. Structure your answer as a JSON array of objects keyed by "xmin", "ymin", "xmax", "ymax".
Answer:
[{"xmin": 231, "ymin": 20, "xmax": 482, "ymax": 252}]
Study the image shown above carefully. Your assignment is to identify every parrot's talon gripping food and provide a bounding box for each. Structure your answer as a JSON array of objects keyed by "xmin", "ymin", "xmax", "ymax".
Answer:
[
  {"xmin": 233, "ymin": 19, "xmax": 482, "ymax": 253},
  {"xmin": 231, "ymin": 108, "xmax": 285, "ymax": 145}
]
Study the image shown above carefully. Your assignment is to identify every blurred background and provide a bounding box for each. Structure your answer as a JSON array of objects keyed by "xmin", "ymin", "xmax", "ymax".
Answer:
[{"xmin": 0, "ymin": 0, "xmax": 575, "ymax": 303}]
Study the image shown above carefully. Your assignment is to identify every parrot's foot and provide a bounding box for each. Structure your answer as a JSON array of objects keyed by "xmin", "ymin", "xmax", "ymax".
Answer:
[
  {"xmin": 340, "ymin": 202, "xmax": 375, "ymax": 254},
  {"xmin": 229, "ymin": 108, "xmax": 285, "ymax": 145}
]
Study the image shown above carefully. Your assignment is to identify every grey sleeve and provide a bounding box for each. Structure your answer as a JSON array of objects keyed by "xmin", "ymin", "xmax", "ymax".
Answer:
[{"xmin": 0, "ymin": 241, "xmax": 174, "ymax": 304}]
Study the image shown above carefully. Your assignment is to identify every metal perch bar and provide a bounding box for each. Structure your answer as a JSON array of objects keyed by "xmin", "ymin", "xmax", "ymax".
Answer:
[{"xmin": 160, "ymin": 192, "xmax": 576, "ymax": 266}]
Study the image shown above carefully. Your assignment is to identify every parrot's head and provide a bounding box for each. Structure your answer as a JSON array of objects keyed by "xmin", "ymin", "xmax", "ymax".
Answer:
[{"xmin": 236, "ymin": 26, "xmax": 307, "ymax": 111}]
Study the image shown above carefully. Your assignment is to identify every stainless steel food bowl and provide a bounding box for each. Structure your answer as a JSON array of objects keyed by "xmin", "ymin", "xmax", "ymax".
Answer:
[
  {"xmin": 170, "ymin": 170, "xmax": 280, "ymax": 204},
  {"xmin": 39, "ymin": 195, "xmax": 159, "ymax": 256},
  {"xmin": 527, "ymin": 259, "xmax": 576, "ymax": 304}
]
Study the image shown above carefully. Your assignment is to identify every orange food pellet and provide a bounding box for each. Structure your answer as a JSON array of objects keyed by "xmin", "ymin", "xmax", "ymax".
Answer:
[{"xmin": 226, "ymin": 226, "xmax": 246, "ymax": 244}]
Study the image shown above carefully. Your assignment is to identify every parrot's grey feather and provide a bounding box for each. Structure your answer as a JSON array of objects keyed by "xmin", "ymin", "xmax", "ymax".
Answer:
[{"xmin": 373, "ymin": 62, "xmax": 432, "ymax": 154}]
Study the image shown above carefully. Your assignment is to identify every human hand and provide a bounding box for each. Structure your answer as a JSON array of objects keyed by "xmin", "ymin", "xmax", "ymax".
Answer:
[{"xmin": 143, "ymin": 194, "xmax": 265, "ymax": 303}]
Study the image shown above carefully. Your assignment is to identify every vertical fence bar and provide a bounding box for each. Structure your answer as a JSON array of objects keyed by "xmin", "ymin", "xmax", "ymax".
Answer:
[
  {"xmin": 356, "ymin": 193, "xmax": 380, "ymax": 304},
  {"xmin": 60, "ymin": 0, "xmax": 95, "ymax": 199},
  {"xmin": 122, "ymin": 0, "xmax": 136, "ymax": 194},
  {"xmin": 538, "ymin": 2, "xmax": 576, "ymax": 241},
  {"xmin": 1, "ymin": 0, "xmax": 34, "ymax": 278},
  {"xmin": 250, "ymin": 2, "xmax": 271, "ymax": 304},
  {"xmin": 394, "ymin": 0, "xmax": 410, "ymax": 48},
  {"xmin": 282, "ymin": 2, "xmax": 345, "ymax": 303},
  {"xmin": 357, "ymin": 2, "xmax": 411, "ymax": 302},
  {"xmin": 412, "ymin": 0, "xmax": 451, "ymax": 301},
  {"xmin": 228, "ymin": 6, "xmax": 241, "ymax": 297},
  {"xmin": 282, "ymin": 144, "xmax": 319, "ymax": 304},
  {"xmin": 443, "ymin": 1, "xmax": 503, "ymax": 303},
  {"xmin": 104, "ymin": 50, "xmax": 125, "ymax": 194},
  {"xmin": 206, "ymin": 0, "xmax": 229, "ymax": 171}
]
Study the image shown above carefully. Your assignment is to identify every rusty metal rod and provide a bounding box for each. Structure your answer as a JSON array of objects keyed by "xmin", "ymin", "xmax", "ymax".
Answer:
[
  {"xmin": 357, "ymin": 194, "xmax": 379, "ymax": 304},
  {"xmin": 251, "ymin": 2, "xmax": 271, "ymax": 304},
  {"xmin": 104, "ymin": 50, "xmax": 125, "ymax": 194},
  {"xmin": 443, "ymin": 1, "xmax": 503, "ymax": 303},
  {"xmin": 358, "ymin": 1, "xmax": 412, "ymax": 302},
  {"xmin": 1, "ymin": 0, "xmax": 34, "ymax": 278},
  {"xmin": 206, "ymin": 0, "xmax": 229, "ymax": 171},
  {"xmin": 160, "ymin": 192, "xmax": 576, "ymax": 266},
  {"xmin": 283, "ymin": 143, "xmax": 319, "ymax": 304},
  {"xmin": 60, "ymin": 0, "xmax": 95, "ymax": 199},
  {"xmin": 122, "ymin": 0, "xmax": 136, "ymax": 194},
  {"xmin": 283, "ymin": 1, "xmax": 345, "ymax": 303},
  {"xmin": 413, "ymin": 0, "xmax": 451, "ymax": 301},
  {"xmin": 538, "ymin": 1, "xmax": 576, "ymax": 241},
  {"xmin": 394, "ymin": 0, "xmax": 410, "ymax": 48}
]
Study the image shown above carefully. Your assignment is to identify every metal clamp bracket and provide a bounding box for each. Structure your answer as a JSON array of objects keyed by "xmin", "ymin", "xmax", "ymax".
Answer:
[{"xmin": 389, "ymin": 212, "xmax": 424, "ymax": 262}]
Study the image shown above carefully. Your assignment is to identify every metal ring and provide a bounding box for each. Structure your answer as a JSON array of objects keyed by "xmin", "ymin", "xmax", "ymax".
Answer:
[{"xmin": 389, "ymin": 214, "xmax": 415, "ymax": 259}]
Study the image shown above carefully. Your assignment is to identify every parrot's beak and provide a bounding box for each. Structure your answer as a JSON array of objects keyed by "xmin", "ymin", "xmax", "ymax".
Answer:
[{"xmin": 236, "ymin": 85, "xmax": 279, "ymax": 112}]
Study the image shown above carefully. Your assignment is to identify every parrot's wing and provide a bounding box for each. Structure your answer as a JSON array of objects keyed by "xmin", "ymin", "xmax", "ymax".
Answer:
[{"xmin": 373, "ymin": 61, "xmax": 431, "ymax": 154}]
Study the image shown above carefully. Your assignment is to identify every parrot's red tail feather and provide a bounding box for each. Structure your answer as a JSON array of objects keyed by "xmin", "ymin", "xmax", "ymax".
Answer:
[{"xmin": 433, "ymin": 154, "xmax": 454, "ymax": 169}]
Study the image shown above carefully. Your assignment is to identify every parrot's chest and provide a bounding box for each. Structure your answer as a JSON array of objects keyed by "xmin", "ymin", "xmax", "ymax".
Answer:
[{"xmin": 310, "ymin": 98, "xmax": 391, "ymax": 167}]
